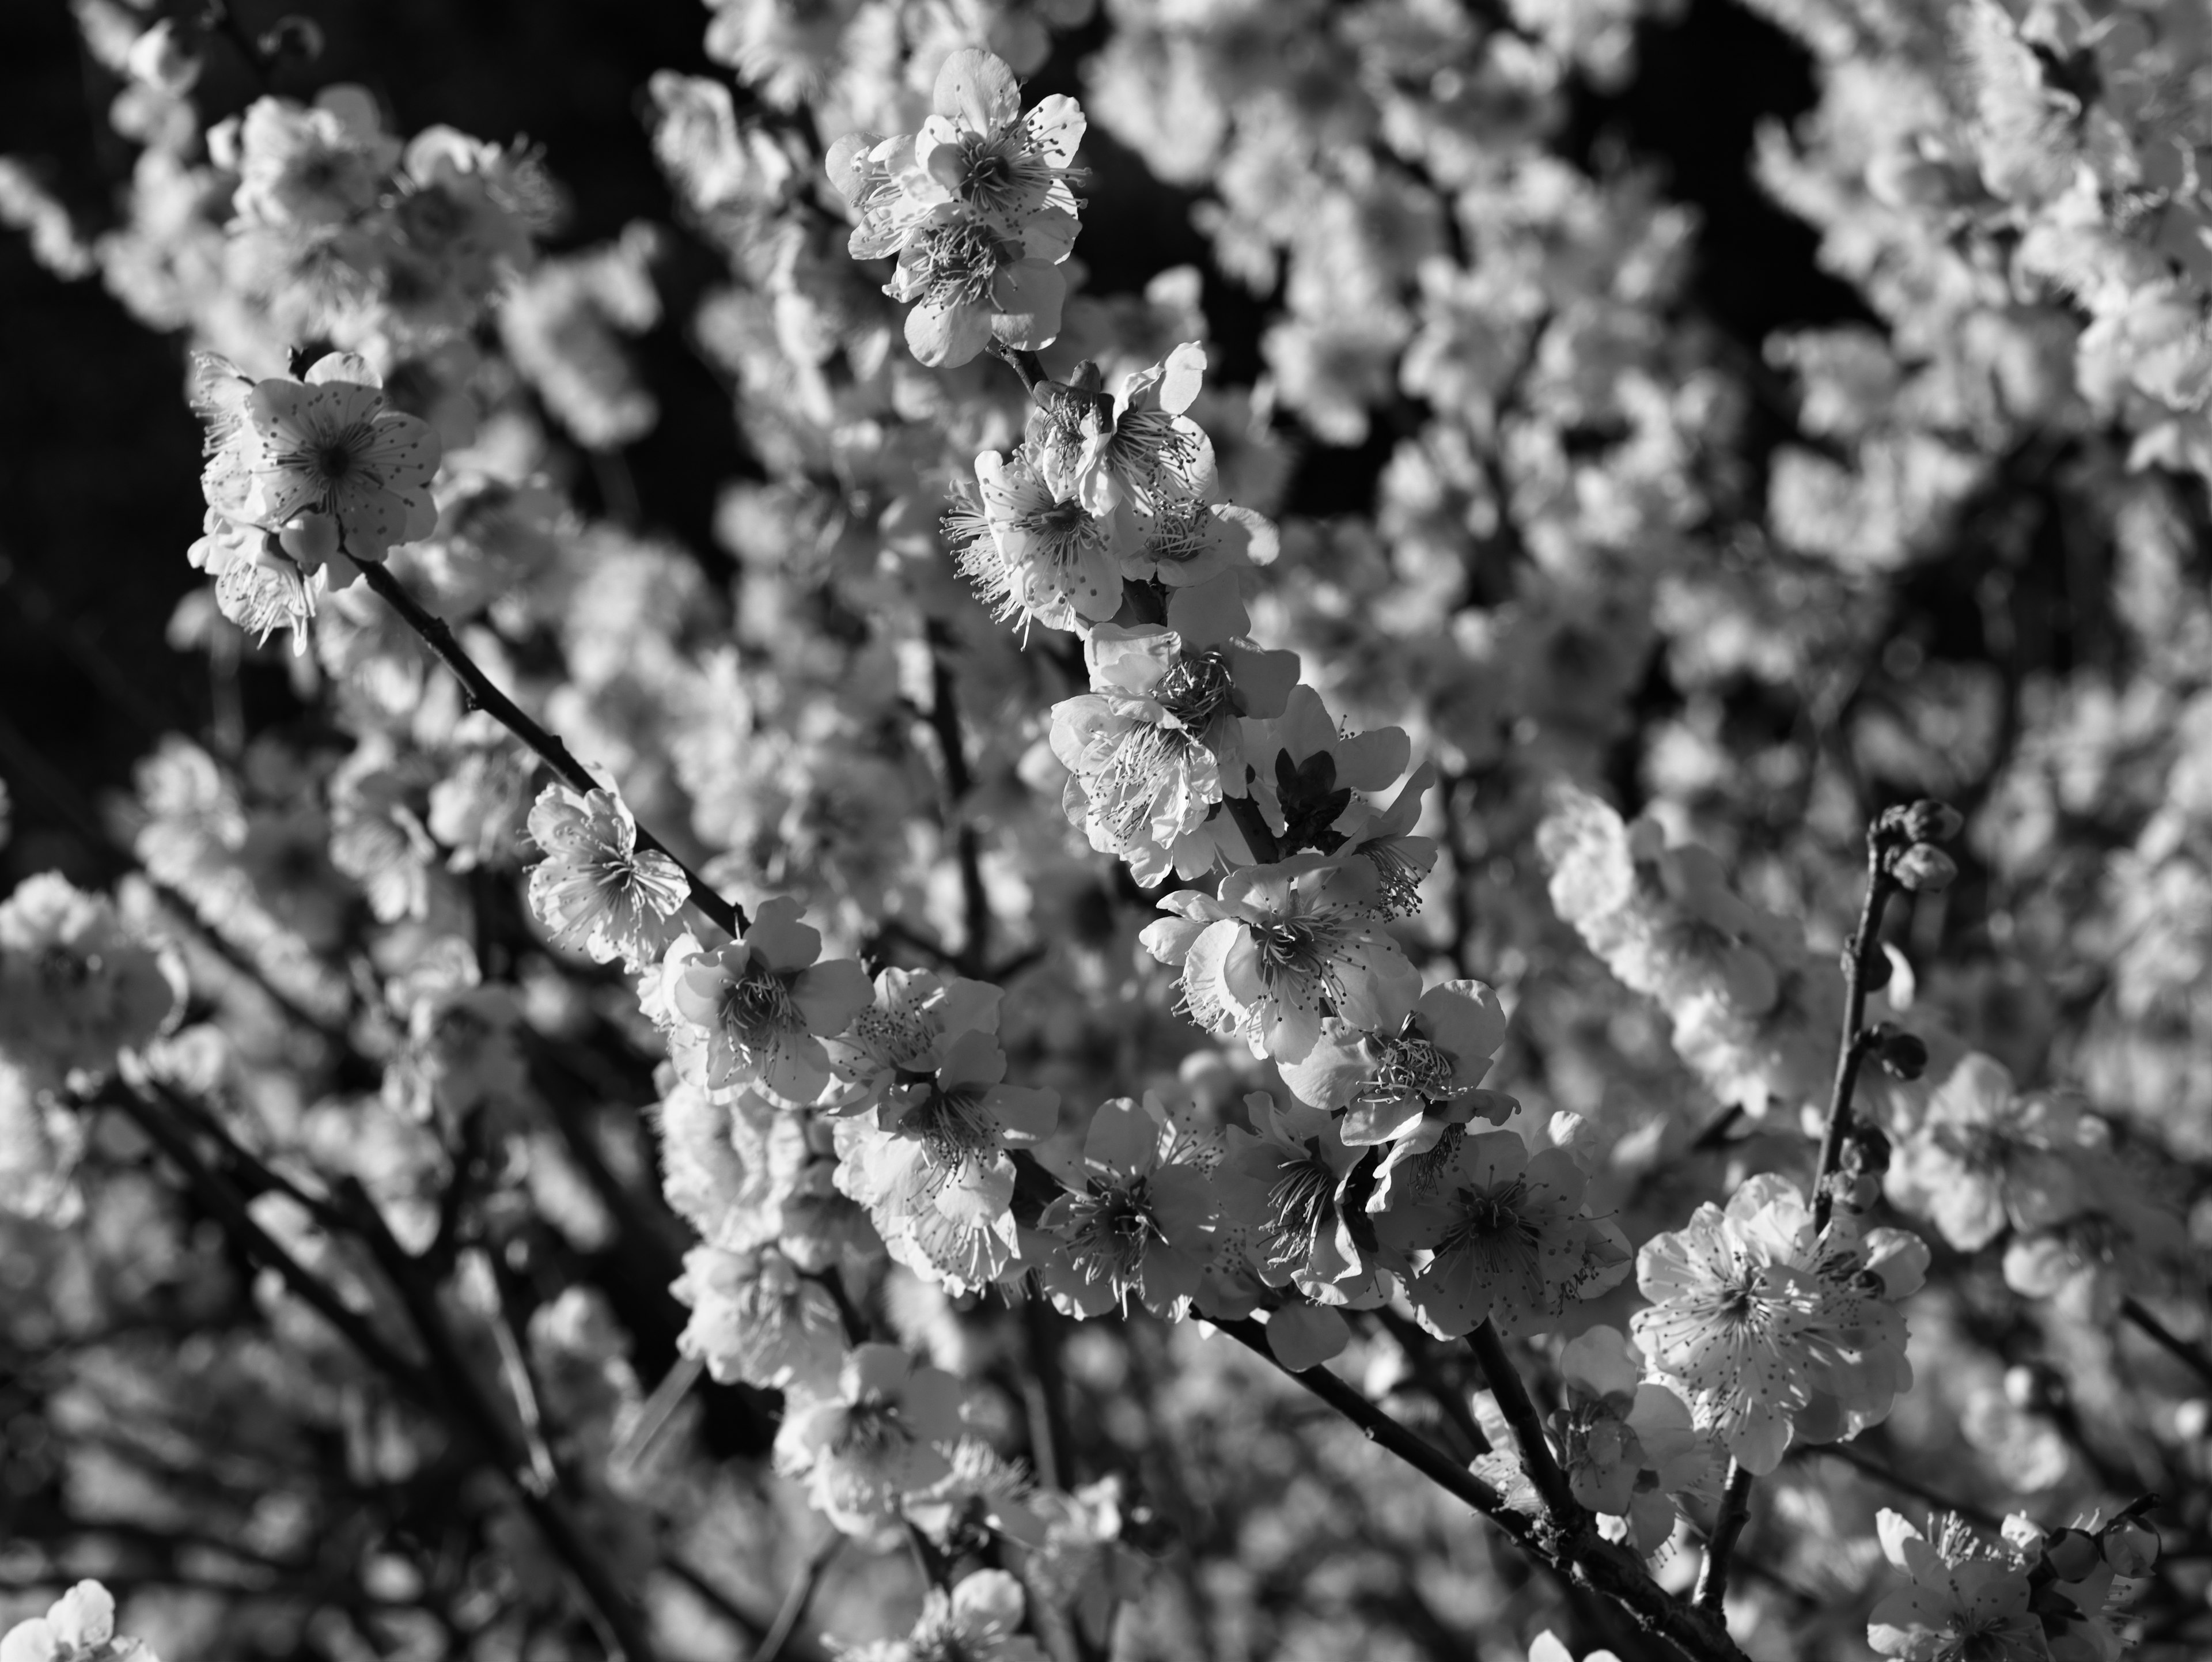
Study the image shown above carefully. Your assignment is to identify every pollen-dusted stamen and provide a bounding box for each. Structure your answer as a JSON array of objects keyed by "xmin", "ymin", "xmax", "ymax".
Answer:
[
  {"xmin": 832, "ymin": 1394, "xmax": 915, "ymax": 1462},
  {"xmin": 910, "ymin": 1084, "xmax": 1000, "ymax": 1169},
  {"xmin": 1139, "ymin": 495, "xmax": 1211, "ymax": 566},
  {"xmin": 1362, "ymin": 842, "xmax": 1426, "ymax": 918},
  {"xmin": 720, "ymin": 967, "xmax": 800, "ymax": 1050},
  {"xmin": 912, "ymin": 219, "xmax": 1016, "ymax": 308},
  {"xmin": 1062, "ymin": 1177, "xmax": 1161, "ymax": 1294},
  {"xmin": 1400, "ymin": 1121, "xmax": 1468, "ymax": 1200},
  {"xmin": 1259, "ymin": 1141, "xmax": 1337, "ymax": 1273},
  {"xmin": 1096, "ymin": 721, "xmax": 1205, "ymax": 846},
  {"xmin": 1366, "ymin": 1029, "xmax": 1456, "ymax": 1100},
  {"xmin": 1154, "ymin": 649, "xmax": 1235, "ymax": 728},
  {"xmin": 1112, "ymin": 407, "xmax": 1203, "ymax": 502}
]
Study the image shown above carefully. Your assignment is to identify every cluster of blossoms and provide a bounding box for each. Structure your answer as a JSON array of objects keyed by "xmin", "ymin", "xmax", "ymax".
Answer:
[
  {"xmin": 828, "ymin": 47, "xmax": 1085, "ymax": 366},
  {"xmin": 1870, "ymin": 1508, "xmax": 2158, "ymax": 1662},
  {"xmin": 5, "ymin": 0, "xmax": 2212, "ymax": 1656}
]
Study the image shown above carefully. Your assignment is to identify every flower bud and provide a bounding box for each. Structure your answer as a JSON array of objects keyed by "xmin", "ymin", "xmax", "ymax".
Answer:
[
  {"xmin": 1844, "ymin": 1122, "xmax": 1892, "ymax": 1176},
  {"xmin": 1858, "ymin": 945, "xmax": 1892, "ymax": 991},
  {"xmin": 1889, "ymin": 843, "xmax": 1957, "ymax": 892},
  {"xmin": 2101, "ymin": 1518, "xmax": 2159, "ymax": 1577},
  {"xmin": 2043, "ymin": 1527, "xmax": 2100, "ymax": 1582},
  {"xmin": 1904, "ymin": 799, "xmax": 1964, "ymax": 844},
  {"xmin": 1873, "ymin": 1026, "xmax": 1928, "ymax": 1080}
]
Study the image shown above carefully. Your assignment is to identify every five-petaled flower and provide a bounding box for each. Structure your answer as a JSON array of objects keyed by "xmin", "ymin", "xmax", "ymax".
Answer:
[
  {"xmin": 525, "ymin": 781, "xmax": 690, "ymax": 968},
  {"xmin": 663, "ymin": 898, "xmax": 873, "ymax": 1107}
]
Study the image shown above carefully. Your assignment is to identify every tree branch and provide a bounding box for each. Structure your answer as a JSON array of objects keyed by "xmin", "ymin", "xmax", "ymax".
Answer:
[
  {"xmin": 357, "ymin": 560, "xmax": 746, "ymax": 938},
  {"xmin": 1215, "ymin": 1319, "xmax": 1748, "ymax": 1662},
  {"xmin": 1699, "ymin": 827, "xmax": 1895, "ymax": 1615}
]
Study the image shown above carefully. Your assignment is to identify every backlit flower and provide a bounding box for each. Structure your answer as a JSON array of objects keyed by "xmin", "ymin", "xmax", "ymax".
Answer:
[
  {"xmin": 775, "ymin": 1343, "xmax": 965, "ymax": 1535},
  {"xmin": 1141, "ymin": 854, "xmax": 1421, "ymax": 1065},
  {"xmin": 1370, "ymin": 1127, "xmax": 1628, "ymax": 1337},
  {"xmin": 525, "ymin": 782, "xmax": 690, "ymax": 968},
  {"xmin": 1050, "ymin": 572, "xmax": 1300, "ymax": 881},
  {"xmin": 664, "ymin": 899, "xmax": 873, "ymax": 1107},
  {"xmin": 949, "ymin": 446, "xmax": 1126, "ymax": 635},
  {"xmin": 1036, "ymin": 1093, "xmax": 1224, "ymax": 1318}
]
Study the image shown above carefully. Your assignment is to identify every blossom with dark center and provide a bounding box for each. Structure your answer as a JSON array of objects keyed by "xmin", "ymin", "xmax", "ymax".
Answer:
[
  {"xmin": 1244, "ymin": 685, "xmax": 1426, "ymax": 866},
  {"xmin": 1032, "ymin": 341, "xmax": 1212, "ymax": 518},
  {"xmin": 234, "ymin": 353, "xmax": 442, "ymax": 578},
  {"xmin": 832, "ymin": 1031, "xmax": 1055, "ymax": 1296},
  {"xmin": 915, "ymin": 49, "xmax": 1084, "ymax": 230},
  {"xmin": 1631, "ymin": 1175, "xmax": 1920, "ymax": 1474},
  {"xmin": 1219, "ymin": 1092, "xmax": 1381, "ymax": 1305},
  {"xmin": 524, "ymin": 782, "xmax": 689, "ymax": 969},
  {"xmin": 1869, "ymin": 1512, "xmax": 2050, "ymax": 1662},
  {"xmin": 665, "ymin": 898, "xmax": 872, "ymax": 1107},
  {"xmin": 1036, "ymin": 1093, "xmax": 1224, "ymax": 1318},
  {"xmin": 1280, "ymin": 976, "xmax": 1512, "ymax": 1142},
  {"xmin": 1371, "ymin": 1129, "xmax": 1626, "ymax": 1338},
  {"xmin": 952, "ymin": 447, "xmax": 1127, "ymax": 634},
  {"xmin": 1142, "ymin": 853, "xmax": 1421, "ymax": 1066},
  {"xmin": 1887, "ymin": 1051, "xmax": 2086, "ymax": 1251},
  {"xmin": 1051, "ymin": 574, "xmax": 1300, "ymax": 881},
  {"xmin": 820, "ymin": 967, "xmax": 1003, "ymax": 1112},
  {"xmin": 776, "ymin": 1343, "xmax": 965, "ymax": 1535}
]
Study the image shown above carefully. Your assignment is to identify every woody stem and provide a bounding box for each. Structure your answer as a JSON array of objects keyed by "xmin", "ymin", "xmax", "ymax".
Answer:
[
  {"xmin": 355, "ymin": 561, "xmax": 747, "ymax": 938},
  {"xmin": 1696, "ymin": 830, "xmax": 1894, "ymax": 1616}
]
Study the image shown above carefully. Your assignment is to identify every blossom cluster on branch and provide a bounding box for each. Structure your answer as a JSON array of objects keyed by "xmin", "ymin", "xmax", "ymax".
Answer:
[{"xmin": 4, "ymin": 0, "xmax": 2212, "ymax": 1658}]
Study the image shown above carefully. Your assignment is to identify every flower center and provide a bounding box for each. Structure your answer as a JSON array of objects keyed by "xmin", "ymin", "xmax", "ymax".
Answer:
[
  {"xmin": 910, "ymin": 1084, "xmax": 998, "ymax": 1169},
  {"xmin": 1437, "ymin": 1177, "xmax": 1537, "ymax": 1257},
  {"xmin": 1155, "ymin": 649, "xmax": 1234, "ymax": 728},
  {"xmin": 1062, "ymin": 1178, "xmax": 1160, "ymax": 1292},
  {"xmin": 916, "ymin": 219, "xmax": 1013, "ymax": 306},
  {"xmin": 721, "ymin": 967, "xmax": 799, "ymax": 1048},
  {"xmin": 833, "ymin": 1396, "xmax": 913, "ymax": 1462},
  {"xmin": 1259, "ymin": 1142, "xmax": 1336, "ymax": 1273},
  {"xmin": 1366, "ymin": 1030, "xmax": 1456, "ymax": 1100}
]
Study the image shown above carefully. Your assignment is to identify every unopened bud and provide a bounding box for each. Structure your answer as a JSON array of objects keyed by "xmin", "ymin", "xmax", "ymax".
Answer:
[
  {"xmin": 1904, "ymin": 799, "xmax": 1964, "ymax": 844},
  {"xmin": 1890, "ymin": 843, "xmax": 1957, "ymax": 892},
  {"xmin": 2043, "ymin": 1527, "xmax": 2100, "ymax": 1582},
  {"xmin": 1846, "ymin": 1122, "xmax": 1892, "ymax": 1177},
  {"xmin": 1874, "ymin": 1027, "xmax": 1928, "ymax": 1080},
  {"xmin": 2101, "ymin": 1518, "xmax": 2159, "ymax": 1577}
]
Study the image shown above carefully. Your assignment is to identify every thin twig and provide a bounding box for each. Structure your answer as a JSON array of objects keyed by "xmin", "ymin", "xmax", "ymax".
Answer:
[
  {"xmin": 356, "ymin": 561, "xmax": 746, "ymax": 939},
  {"xmin": 923, "ymin": 623, "xmax": 990, "ymax": 975},
  {"xmin": 2122, "ymin": 1298, "xmax": 2212, "ymax": 1390},
  {"xmin": 1467, "ymin": 1320, "xmax": 1578, "ymax": 1525},
  {"xmin": 752, "ymin": 1536, "xmax": 840, "ymax": 1662},
  {"xmin": 1698, "ymin": 830, "xmax": 1894, "ymax": 1615},
  {"xmin": 1215, "ymin": 1319, "xmax": 1749, "ymax": 1662}
]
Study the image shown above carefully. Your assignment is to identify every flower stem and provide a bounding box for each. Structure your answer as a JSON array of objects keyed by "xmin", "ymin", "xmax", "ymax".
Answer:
[
  {"xmin": 1467, "ymin": 1319, "xmax": 1579, "ymax": 1526},
  {"xmin": 355, "ymin": 561, "xmax": 748, "ymax": 938},
  {"xmin": 1218, "ymin": 1318, "xmax": 1750, "ymax": 1662},
  {"xmin": 1698, "ymin": 828, "xmax": 1895, "ymax": 1615}
]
